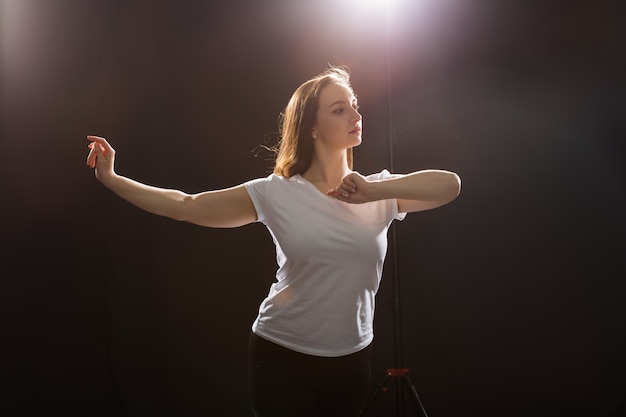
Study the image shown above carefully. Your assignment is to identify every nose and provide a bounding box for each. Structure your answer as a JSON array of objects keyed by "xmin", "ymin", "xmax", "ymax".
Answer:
[{"xmin": 351, "ymin": 107, "xmax": 362, "ymax": 123}]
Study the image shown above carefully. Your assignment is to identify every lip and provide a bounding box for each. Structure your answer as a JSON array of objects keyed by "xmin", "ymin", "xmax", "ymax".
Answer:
[{"xmin": 349, "ymin": 126, "xmax": 361, "ymax": 134}]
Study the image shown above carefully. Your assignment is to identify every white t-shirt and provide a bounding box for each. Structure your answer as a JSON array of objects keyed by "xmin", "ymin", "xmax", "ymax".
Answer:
[{"xmin": 244, "ymin": 170, "xmax": 405, "ymax": 357}]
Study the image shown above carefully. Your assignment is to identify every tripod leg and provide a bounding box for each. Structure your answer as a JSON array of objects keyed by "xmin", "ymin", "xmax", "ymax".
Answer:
[
  {"xmin": 359, "ymin": 375, "xmax": 390, "ymax": 417},
  {"xmin": 403, "ymin": 373, "xmax": 429, "ymax": 417}
]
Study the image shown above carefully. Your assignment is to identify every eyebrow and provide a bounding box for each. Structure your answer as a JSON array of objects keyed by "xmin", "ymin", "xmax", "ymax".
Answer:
[{"xmin": 328, "ymin": 98, "xmax": 358, "ymax": 108}]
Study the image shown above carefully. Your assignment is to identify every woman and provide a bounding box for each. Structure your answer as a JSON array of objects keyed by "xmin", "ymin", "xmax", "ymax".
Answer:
[{"xmin": 86, "ymin": 66, "xmax": 460, "ymax": 417}]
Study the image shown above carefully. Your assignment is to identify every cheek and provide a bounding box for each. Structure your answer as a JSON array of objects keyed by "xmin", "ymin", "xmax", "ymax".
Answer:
[
  {"xmin": 315, "ymin": 115, "xmax": 345, "ymax": 139},
  {"xmin": 315, "ymin": 119, "xmax": 333, "ymax": 136}
]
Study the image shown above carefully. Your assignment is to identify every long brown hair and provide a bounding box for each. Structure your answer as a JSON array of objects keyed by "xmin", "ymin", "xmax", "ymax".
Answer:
[{"xmin": 273, "ymin": 66, "xmax": 354, "ymax": 177}]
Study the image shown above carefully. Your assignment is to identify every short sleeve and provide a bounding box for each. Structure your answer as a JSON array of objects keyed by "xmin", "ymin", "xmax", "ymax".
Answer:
[{"xmin": 244, "ymin": 175, "xmax": 273, "ymax": 224}]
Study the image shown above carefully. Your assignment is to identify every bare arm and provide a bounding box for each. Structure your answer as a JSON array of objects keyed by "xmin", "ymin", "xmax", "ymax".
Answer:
[
  {"xmin": 86, "ymin": 136, "xmax": 257, "ymax": 228},
  {"xmin": 327, "ymin": 170, "xmax": 461, "ymax": 213}
]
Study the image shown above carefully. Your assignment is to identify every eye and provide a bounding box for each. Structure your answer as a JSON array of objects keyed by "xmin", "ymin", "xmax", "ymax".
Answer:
[{"xmin": 333, "ymin": 108, "xmax": 345, "ymax": 114}]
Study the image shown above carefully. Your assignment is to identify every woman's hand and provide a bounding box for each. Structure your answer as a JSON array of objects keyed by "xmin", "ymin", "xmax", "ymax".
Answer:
[
  {"xmin": 86, "ymin": 135, "xmax": 116, "ymax": 182},
  {"xmin": 326, "ymin": 172, "xmax": 373, "ymax": 204}
]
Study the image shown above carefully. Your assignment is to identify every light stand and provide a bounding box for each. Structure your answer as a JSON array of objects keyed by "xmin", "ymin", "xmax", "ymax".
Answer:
[
  {"xmin": 359, "ymin": 2, "xmax": 430, "ymax": 416},
  {"xmin": 359, "ymin": 368, "xmax": 429, "ymax": 417}
]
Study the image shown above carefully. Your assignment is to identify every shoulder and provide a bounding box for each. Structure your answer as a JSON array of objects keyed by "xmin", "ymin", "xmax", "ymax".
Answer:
[
  {"xmin": 245, "ymin": 173, "xmax": 298, "ymax": 200},
  {"xmin": 245, "ymin": 173, "xmax": 289, "ymax": 189}
]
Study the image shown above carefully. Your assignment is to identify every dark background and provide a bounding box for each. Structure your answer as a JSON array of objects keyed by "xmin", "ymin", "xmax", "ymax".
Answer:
[{"xmin": 1, "ymin": 0, "xmax": 624, "ymax": 416}]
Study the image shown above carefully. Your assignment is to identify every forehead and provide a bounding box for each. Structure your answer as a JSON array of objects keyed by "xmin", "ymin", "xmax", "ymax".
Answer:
[{"xmin": 319, "ymin": 82, "xmax": 356, "ymax": 104}]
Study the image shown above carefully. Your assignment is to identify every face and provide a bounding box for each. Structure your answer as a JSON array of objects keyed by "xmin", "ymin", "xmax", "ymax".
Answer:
[{"xmin": 312, "ymin": 82, "xmax": 362, "ymax": 152}]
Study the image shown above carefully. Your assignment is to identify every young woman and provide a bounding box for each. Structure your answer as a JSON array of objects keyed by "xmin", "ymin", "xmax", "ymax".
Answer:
[{"xmin": 86, "ymin": 66, "xmax": 461, "ymax": 417}]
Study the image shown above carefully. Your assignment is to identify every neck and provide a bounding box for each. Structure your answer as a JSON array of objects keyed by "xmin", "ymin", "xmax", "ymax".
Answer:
[{"xmin": 302, "ymin": 150, "xmax": 351, "ymax": 185}]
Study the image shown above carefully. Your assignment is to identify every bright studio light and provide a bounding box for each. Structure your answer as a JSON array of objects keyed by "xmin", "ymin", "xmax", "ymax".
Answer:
[
  {"xmin": 346, "ymin": 0, "xmax": 404, "ymax": 7},
  {"xmin": 340, "ymin": 0, "xmax": 431, "ymax": 31},
  {"xmin": 343, "ymin": 0, "xmax": 422, "ymax": 16}
]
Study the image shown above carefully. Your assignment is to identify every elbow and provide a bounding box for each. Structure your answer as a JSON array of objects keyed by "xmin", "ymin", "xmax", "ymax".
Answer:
[
  {"xmin": 444, "ymin": 172, "xmax": 461, "ymax": 203},
  {"xmin": 171, "ymin": 195, "xmax": 194, "ymax": 222},
  {"xmin": 452, "ymin": 172, "xmax": 461, "ymax": 197}
]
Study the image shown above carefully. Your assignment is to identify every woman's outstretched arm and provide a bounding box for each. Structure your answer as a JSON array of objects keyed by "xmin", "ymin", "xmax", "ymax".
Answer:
[
  {"xmin": 327, "ymin": 170, "xmax": 461, "ymax": 213},
  {"xmin": 86, "ymin": 135, "xmax": 257, "ymax": 228}
]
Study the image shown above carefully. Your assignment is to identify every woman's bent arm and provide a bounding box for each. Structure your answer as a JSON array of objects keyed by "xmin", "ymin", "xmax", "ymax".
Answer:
[
  {"xmin": 328, "ymin": 170, "xmax": 461, "ymax": 213},
  {"xmin": 87, "ymin": 135, "xmax": 257, "ymax": 228}
]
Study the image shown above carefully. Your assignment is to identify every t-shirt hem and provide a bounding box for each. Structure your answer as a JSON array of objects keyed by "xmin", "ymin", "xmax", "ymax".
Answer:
[{"xmin": 252, "ymin": 327, "xmax": 373, "ymax": 358}]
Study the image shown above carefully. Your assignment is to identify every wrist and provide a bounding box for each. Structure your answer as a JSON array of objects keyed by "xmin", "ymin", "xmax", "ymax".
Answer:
[
  {"xmin": 98, "ymin": 171, "xmax": 119, "ymax": 188},
  {"xmin": 367, "ymin": 180, "xmax": 387, "ymax": 202}
]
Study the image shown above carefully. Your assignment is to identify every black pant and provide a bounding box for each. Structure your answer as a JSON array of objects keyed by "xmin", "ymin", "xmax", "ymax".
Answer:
[{"xmin": 248, "ymin": 332, "xmax": 373, "ymax": 417}]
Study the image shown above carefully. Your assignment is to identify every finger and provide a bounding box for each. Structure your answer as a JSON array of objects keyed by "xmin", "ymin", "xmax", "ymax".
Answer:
[
  {"xmin": 87, "ymin": 142, "xmax": 106, "ymax": 167},
  {"xmin": 338, "ymin": 184, "xmax": 355, "ymax": 195},
  {"xmin": 87, "ymin": 135, "xmax": 102, "ymax": 147},
  {"xmin": 326, "ymin": 189, "xmax": 343, "ymax": 199},
  {"xmin": 342, "ymin": 181, "xmax": 357, "ymax": 194},
  {"xmin": 344, "ymin": 176, "xmax": 357, "ymax": 188},
  {"xmin": 86, "ymin": 147, "xmax": 97, "ymax": 168},
  {"xmin": 87, "ymin": 136, "xmax": 102, "ymax": 160},
  {"xmin": 88, "ymin": 135, "xmax": 113, "ymax": 152},
  {"xmin": 87, "ymin": 135, "xmax": 113, "ymax": 157},
  {"xmin": 87, "ymin": 141, "xmax": 95, "ymax": 166},
  {"xmin": 92, "ymin": 142, "xmax": 106, "ymax": 160},
  {"xmin": 334, "ymin": 188, "xmax": 351, "ymax": 199}
]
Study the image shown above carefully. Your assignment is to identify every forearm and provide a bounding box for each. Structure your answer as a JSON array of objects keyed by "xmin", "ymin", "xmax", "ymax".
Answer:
[
  {"xmin": 100, "ymin": 173, "xmax": 189, "ymax": 220},
  {"xmin": 369, "ymin": 170, "xmax": 461, "ymax": 202}
]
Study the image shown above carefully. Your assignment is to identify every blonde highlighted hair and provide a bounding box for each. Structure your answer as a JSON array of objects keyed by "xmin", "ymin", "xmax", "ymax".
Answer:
[{"xmin": 273, "ymin": 65, "xmax": 354, "ymax": 177}]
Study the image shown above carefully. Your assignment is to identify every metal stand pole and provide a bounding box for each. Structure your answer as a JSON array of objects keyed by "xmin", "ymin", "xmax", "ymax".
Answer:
[{"xmin": 362, "ymin": 3, "xmax": 431, "ymax": 417}]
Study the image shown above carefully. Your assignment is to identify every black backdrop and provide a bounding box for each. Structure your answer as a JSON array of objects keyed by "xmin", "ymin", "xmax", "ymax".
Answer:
[{"xmin": 1, "ymin": 1, "xmax": 624, "ymax": 416}]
